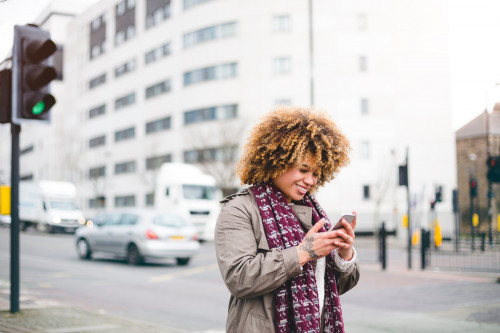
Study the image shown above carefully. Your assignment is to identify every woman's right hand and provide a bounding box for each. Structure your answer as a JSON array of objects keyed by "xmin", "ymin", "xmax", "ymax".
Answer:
[{"xmin": 297, "ymin": 219, "xmax": 339, "ymax": 266}]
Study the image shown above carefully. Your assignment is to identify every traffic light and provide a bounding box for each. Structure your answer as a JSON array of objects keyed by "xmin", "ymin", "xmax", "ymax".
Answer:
[
  {"xmin": 470, "ymin": 178, "xmax": 478, "ymax": 198},
  {"xmin": 12, "ymin": 25, "xmax": 57, "ymax": 124},
  {"xmin": 0, "ymin": 70, "xmax": 11, "ymax": 124},
  {"xmin": 435, "ymin": 186, "xmax": 442, "ymax": 203},
  {"xmin": 398, "ymin": 164, "xmax": 408, "ymax": 186},
  {"xmin": 486, "ymin": 156, "xmax": 500, "ymax": 183}
]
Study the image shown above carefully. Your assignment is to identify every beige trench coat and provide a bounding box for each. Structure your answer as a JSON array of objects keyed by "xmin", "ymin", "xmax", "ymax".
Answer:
[{"xmin": 215, "ymin": 187, "xmax": 360, "ymax": 333}]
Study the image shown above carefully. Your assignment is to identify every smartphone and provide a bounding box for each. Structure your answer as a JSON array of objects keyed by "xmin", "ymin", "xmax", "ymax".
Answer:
[{"xmin": 329, "ymin": 213, "xmax": 355, "ymax": 231}]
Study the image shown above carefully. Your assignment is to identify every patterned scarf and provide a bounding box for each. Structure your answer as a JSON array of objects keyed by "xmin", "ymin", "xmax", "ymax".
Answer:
[{"xmin": 253, "ymin": 181, "xmax": 344, "ymax": 333}]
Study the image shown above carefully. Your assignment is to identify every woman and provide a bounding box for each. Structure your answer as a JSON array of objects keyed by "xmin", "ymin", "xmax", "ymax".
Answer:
[{"xmin": 215, "ymin": 107, "xmax": 359, "ymax": 333}]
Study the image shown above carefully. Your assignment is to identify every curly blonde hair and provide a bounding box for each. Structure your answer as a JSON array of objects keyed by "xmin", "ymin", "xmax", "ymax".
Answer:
[{"xmin": 237, "ymin": 107, "xmax": 351, "ymax": 191}]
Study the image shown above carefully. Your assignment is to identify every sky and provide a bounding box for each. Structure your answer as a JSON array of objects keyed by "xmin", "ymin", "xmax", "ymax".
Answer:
[{"xmin": 1, "ymin": 0, "xmax": 500, "ymax": 130}]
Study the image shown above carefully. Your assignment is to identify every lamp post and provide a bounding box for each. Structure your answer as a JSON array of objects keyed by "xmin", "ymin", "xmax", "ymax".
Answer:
[
  {"xmin": 485, "ymin": 82, "xmax": 499, "ymax": 246},
  {"xmin": 469, "ymin": 153, "xmax": 477, "ymax": 250}
]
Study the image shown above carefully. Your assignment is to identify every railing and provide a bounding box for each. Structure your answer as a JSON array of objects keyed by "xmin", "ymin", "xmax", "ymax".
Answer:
[{"xmin": 422, "ymin": 231, "xmax": 500, "ymax": 273}]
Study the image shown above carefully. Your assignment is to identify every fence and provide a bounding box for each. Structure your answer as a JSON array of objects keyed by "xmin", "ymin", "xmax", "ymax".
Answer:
[{"xmin": 423, "ymin": 231, "xmax": 500, "ymax": 273}]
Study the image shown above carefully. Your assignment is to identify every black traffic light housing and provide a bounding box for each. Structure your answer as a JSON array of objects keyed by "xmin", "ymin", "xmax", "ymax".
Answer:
[
  {"xmin": 435, "ymin": 186, "xmax": 443, "ymax": 203},
  {"xmin": 470, "ymin": 178, "xmax": 478, "ymax": 198},
  {"xmin": 0, "ymin": 70, "xmax": 11, "ymax": 124},
  {"xmin": 12, "ymin": 25, "xmax": 57, "ymax": 124},
  {"xmin": 486, "ymin": 156, "xmax": 500, "ymax": 183},
  {"xmin": 398, "ymin": 164, "xmax": 408, "ymax": 186}
]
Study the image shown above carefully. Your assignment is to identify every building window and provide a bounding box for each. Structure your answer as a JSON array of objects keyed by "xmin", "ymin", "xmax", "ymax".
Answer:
[
  {"xmin": 273, "ymin": 57, "xmax": 291, "ymax": 74},
  {"xmin": 20, "ymin": 174, "xmax": 34, "ymax": 181},
  {"xmin": 184, "ymin": 146, "xmax": 238, "ymax": 163},
  {"xmin": 184, "ymin": 104, "xmax": 237, "ymax": 125},
  {"xmin": 89, "ymin": 104, "xmax": 106, "ymax": 119},
  {"xmin": 183, "ymin": 0, "xmax": 213, "ymax": 10},
  {"xmin": 360, "ymin": 56, "xmax": 367, "ymax": 72},
  {"xmin": 361, "ymin": 98, "xmax": 368, "ymax": 115},
  {"xmin": 89, "ymin": 14, "xmax": 106, "ymax": 60},
  {"xmin": 146, "ymin": 154, "xmax": 172, "ymax": 170},
  {"xmin": 89, "ymin": 73, "xmax": 106, "ymax": 89},
  {"xmin": 115, "ymin": 92, "xmax": 136, "ymax": 110},
  {"xmin": 363, "ymin": 185, "xmax": 370, "ymax": 200},
  {"xmin": 146, "ymin": 116, "xmax": 171, "ymax": 134},
  {"xmin": 358, "ymin": 13, "xmax": 367, "ymax": 30},
  {"xmin": 20, "ymin": 145, "xmax": 34, "ymax": 155},
  {"xmin": 89, "ymin": 135, "xmax": 106, "ymax": 148},
  {"xmin": 273, "ymin": 15, "xmax": 290, "ymax": 32},
  {"xmin": 145, "ymin": 193, "xmax": 154, "ymax": 206},
  {"xmin": 361, "ymin": 141, "xmax": 370, "ymax": 158},
  {"xmin": 89, "ymin": 196, "xmax": 106, "ymax": 209},
  {"xmin": 115, "ymin": 161, "xmax": 136, "ymax": 174},
  {"xmin": 115, "ymin": 59, "xmax": 136, "ymax": 77},
  {"xmin": 145, "ymin": 42, "xmax": 171, "ymax": 64},
  {"xmin": 145, "ymin": 79, "xmax": 171, "ymax": 99},
  {"xmin": 115, "ymin": 195, "xmax": 135, "ymax": 207},
  {"xmin": 89, "ymin": 166, "xmax": 106, "ymax": 178},
  {"xmin": 146, "ymin": 0, "xmax": 171, "ymax": 29},
  {"xmin": 183, "ymin": 22, "xmax": 237, "ymax": 48},
  {"xmin": 115, "ymin": 0, "xmax": 136, "ymax": 46},
  {"xmin": 274, "ymin": 99, "xmax": 291, "ymax": 106},
  {"xmin": 115, "ymin": 127, "xmax": 135, "ymax": 142},
  {"xmin": 184, "ymin": 63, "xmax": 237, "ymax": 86}
]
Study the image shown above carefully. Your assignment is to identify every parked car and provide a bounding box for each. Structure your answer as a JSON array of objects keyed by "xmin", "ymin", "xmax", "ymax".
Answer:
[
  {"xmin": 0, "ymin": 215, "xmax": 10, "ymax": 227},
  {"xmin": 75, "ymin": 209, "xmax": 200, "ymax": 265}
]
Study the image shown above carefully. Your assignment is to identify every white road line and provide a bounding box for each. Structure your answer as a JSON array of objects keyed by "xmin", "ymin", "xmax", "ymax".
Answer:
[
  {"xmin": 150, "ymin": 263, "xmax": 219, "ymax": 283},
  {"xmin": 45, "ymin": 324, "xmax": 118, "ymax": 333}
]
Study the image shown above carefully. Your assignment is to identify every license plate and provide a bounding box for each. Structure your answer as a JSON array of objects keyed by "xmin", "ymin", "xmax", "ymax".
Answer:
[{"xmin": 170, "ymin": 236, "xmax": 185, "ymax": 240}]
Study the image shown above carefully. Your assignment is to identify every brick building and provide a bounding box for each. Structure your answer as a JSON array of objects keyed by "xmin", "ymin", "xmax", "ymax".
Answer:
[{"xmin": 456, "ymin": 103, "xmax": 500, "ymax": 233}]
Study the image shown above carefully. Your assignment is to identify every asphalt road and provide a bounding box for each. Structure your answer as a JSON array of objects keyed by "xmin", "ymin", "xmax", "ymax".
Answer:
[
  {"xmin": 0, "ymin": 227, "xmax": 230, "ymax": 332},
  {"xmin": 1, "ymin": 227, "xmax": 499, "ymax": 333}
]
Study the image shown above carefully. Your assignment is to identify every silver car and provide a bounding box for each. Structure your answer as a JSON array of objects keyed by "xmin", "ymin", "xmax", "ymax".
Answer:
[{"xmin": 75, "ymin": 209, "xmax": 200, "ymax": 265}]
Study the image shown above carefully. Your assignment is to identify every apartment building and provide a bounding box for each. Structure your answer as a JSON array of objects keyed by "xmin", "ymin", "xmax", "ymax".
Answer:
[{"xmin": 6, "ymin": 0, "xmax": 456, "ymax": 233}]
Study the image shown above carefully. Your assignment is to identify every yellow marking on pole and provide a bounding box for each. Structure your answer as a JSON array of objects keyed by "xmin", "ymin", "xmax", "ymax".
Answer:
[
  {"xmin": 473, "ymin": 213, "xmax": 479, "ymax": 227},
  {"xmin": 434, "ymin": 222, "xmax": 442, "ymax": 248},
  {"xmin": 412, "ymin": 229, "xmax": 420, "ymax": 246},
  {"xmin": 0, "ymin": 185, "xmax": 10, "ymax": 215},
  {"xmin": 402, "ymin": 214, "xmax": 408, "ymax": 228},
  {"xmin": 150, "ymin": 263, "xmax": 219, "ymax": 283},
  {"xmin": 497, "ymin": 214, "xmax": 500, "ymax": 232}
]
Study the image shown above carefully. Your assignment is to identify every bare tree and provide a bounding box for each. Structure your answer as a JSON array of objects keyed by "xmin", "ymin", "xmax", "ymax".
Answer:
[{"xmin": 184, "ymin": 119, "xmax": 246, "ymax": 196}]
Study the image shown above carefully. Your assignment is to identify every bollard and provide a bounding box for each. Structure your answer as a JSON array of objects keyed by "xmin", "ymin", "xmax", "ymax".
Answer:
[
  {"xmin": 380, "ymin": 222, "xmax": 387, "ymax": 270},
  {"xmin": 421, "ymin": 229, "xmax": 430, "ymax": 270},
  {"xmin": 481, "ymin": 234, "xmax": 485, "ymax": 252}
]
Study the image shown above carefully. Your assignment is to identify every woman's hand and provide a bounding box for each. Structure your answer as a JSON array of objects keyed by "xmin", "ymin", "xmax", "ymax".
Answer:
[
  {"xmin": 332, "ymin": 211, "xmax": 357, "ymax": 261},
  {"xmin": 297, "ymin": 219, "xmax": 338, "ymax": 266}
]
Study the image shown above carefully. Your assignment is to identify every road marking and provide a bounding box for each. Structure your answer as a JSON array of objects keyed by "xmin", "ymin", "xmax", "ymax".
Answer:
[
  {"xmin": 45, "ymin": 324, "xmax": 118, "ymax": 332},
  {"xmin": 150, "ymin": 264, "xmax": 219, "ymax": 283}
]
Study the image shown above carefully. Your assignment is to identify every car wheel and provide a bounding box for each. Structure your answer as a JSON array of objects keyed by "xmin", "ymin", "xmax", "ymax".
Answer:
[
  {"xmin": 77, "ymin": 238, "xmax": 92, "ymax": 259},
  {"xmin": 127, "ymin": 244, "xmax": 143, "ymax": 265},
  {"xmin": 176, "ymin": 257, "xmax": 190, "ymax": 266}
]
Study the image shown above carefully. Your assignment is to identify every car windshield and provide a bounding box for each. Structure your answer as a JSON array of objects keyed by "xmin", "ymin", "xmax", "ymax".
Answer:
[
  {"xmin": 49, "ymin": 200, "xmax": 78, "ymax": 210},
  {"xmin": 152, "ymin": 214, "xmax": 189, "ymax": 228},
  {"xmin": 182, "ymin": 185, "xmax": 216, "ymax": 200}
]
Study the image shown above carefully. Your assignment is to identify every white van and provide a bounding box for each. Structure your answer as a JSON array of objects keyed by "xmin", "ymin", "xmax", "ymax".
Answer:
[
  {"xmin": 154, "ymin": 163, "xmax": 222, "ymax": 241},
  {"xmin": 20, "ymin": 181, "xmax": 86, "ymax": 233}
]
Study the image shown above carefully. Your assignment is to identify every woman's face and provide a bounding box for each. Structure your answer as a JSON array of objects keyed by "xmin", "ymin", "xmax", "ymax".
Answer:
[{"xmin": 272, "ymin": 159, "xmax": 319, "ymax": 203}]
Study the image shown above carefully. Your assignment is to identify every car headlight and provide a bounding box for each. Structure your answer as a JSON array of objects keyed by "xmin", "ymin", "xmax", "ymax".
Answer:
[
  {"xmin": 53, "ymin": 216, "xmax": 61, "ymax": 224},
  {"xmin": 78, "ymin": 217, "xmax": 86, "ymax": 225}
]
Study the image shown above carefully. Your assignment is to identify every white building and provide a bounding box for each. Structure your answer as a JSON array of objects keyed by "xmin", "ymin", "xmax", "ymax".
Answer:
[{"xmin": 3, "ymin": 0, "xmax": 456, "ymax": 234}]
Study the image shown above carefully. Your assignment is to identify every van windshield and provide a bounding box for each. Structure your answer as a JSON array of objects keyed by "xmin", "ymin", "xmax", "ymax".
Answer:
[
  {"xmin": 182, "ymin": 185, "xmax": 216, "ymax": 200},
  {"xmin": 49, "ymin": 200, "xmax": 78, "ymax": 210}
]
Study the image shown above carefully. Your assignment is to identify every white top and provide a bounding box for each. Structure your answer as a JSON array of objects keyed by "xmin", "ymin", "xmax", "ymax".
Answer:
[{"xmin": 316, "ymin": 248, "xmax": 357, "ymax": 313}]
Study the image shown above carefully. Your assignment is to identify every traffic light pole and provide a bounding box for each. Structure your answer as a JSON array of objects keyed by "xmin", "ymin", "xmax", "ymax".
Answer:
[
  {"xmin": 405, "ymin": 149, "xmax": 411, "ymax": 270},
  {"xmin": 10, "ymin": 123, "xmax": 20, "ymax": 313},
  {"xmin": 470, "ymin": 174, "xmax": 475, "ymax": 251}
]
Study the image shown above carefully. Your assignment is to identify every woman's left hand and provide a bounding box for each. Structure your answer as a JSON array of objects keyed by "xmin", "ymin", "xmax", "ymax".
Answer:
[{"xmin": 332, "ymin": 211, "xmax": 357, "ymax": 261}]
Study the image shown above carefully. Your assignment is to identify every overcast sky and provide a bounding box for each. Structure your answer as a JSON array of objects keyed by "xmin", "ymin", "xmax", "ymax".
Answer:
[{"xmin": 1, "ymin": 0, "xmax": 500, "ymax": 130}]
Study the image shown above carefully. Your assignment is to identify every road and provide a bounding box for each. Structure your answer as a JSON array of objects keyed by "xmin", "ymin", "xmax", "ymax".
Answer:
[
  {"xmin": 1, "ymin": 227, "xmax": 499, "ymax": 332},
  {"xmin": 0, "ymin": 227, "xmax": 230, "ymax": 332}
]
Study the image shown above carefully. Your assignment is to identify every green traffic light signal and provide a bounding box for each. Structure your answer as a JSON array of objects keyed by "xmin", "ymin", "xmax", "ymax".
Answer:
[{"xmin": 32, "ymin": 101, "xmax": 45, "ymax": 115}]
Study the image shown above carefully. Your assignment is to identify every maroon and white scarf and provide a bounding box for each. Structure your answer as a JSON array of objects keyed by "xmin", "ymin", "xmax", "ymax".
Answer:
[{"xmin": 253, "ymin": 181, "xmax": 344, "ymax": 333}]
